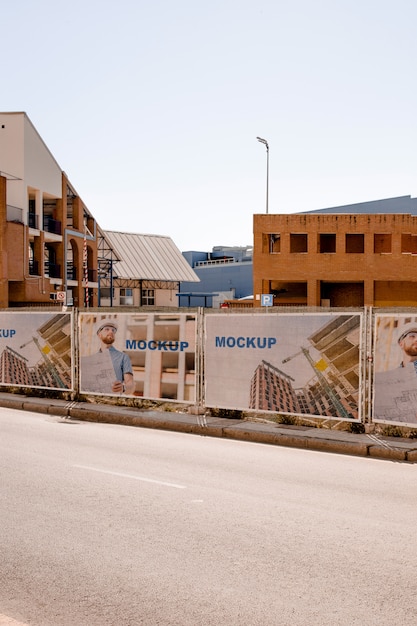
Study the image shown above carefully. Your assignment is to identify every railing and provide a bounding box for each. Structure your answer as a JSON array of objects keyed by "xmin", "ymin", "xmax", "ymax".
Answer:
[
  {"xmin": 221, "ymin": 300, "xmax": 254, "ymax": 309},
  {"xmin": 43, "ymin": 216, "xmax": 62, "ymax": 235},
  {"xmin": 196, "ymin": 258, "xmax": 235, "ymax": 267},
  {"xmin": 67, "ymin": 264, "xmax": 77, "ymax": 280},
  {"xmin": 7, "ymin": 205, "xmax": 23, "ymax": 223},
  {"xmin": 87, "ymin": 269, "xmax": 97, "ymax": 282},
  {"xmin": 67, "ymin": 266, "xmax": 97, "ymax": 282},
  {"xmin": 28, "ymin": 212, "xmax": 39, "ymax": 229},
  {"xmin": 28, "ymin": 260, "xmax": 39, "ymax": 275},
  {"xmin": 44, "ymin": 262, "xmax": 61, "ymax": 278}
]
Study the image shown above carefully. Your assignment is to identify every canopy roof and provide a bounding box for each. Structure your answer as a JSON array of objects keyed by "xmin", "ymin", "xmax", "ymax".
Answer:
[{"xmin": 103, "ymin": 230, "xmax": 199, "ymax": 283}]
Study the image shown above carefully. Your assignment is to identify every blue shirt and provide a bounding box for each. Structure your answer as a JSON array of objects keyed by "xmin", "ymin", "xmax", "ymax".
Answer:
[
  {"xmin": 399, "ymin": 360, "xmax": 417, "ymax": 373},
  {"xmin": 107, "ymin": 346, "xmax": 133, "ymax": 381}
]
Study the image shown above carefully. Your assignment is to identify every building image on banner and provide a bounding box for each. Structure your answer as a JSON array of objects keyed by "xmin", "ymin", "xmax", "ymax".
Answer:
[
  {"xmin": 0, "ymin": 312, "xmax": 73, "ymax": 390},
  {"xmin": 373, "ymin": 315, "xmax": 417, "ymax": 425},
  {"xmin": 205, "ymin": 313, "xmax": 362, "ymax": 421},
  {"xmin": 79, "ymin": 313, "xmax": 196, "ymax": 402}
]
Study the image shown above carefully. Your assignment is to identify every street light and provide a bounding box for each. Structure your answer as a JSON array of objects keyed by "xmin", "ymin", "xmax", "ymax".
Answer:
[{"xmin": 256, "ymin": 136, "xmax": 269, "ymax": 214}]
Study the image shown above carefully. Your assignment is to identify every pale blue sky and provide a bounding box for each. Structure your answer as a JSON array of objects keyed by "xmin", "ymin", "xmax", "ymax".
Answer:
[{"xmin": 2, "ymin": 0, "xmax": 416, "ymax": 251}]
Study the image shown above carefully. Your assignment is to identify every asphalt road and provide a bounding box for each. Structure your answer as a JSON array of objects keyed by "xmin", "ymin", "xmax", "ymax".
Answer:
[{"xmin": 1, "ymin": 407, "xmax": 417, "ymax": 626}]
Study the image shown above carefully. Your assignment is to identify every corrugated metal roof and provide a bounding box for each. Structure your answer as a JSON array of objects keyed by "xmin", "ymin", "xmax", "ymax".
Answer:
[
  {"xmin": 299, "ymin": 196, "xmax": 417, "ymax": 215},
  {"xmin": 103, "ymin": 231, "xmax": 200, "ymax": 283}
]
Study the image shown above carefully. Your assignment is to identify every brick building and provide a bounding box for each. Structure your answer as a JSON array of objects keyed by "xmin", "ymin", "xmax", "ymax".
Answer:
[
  {"xmin": 253, "ymin": 196, "xmax": 417, "ymax": 307},
  {"xmin": 0, "ymin": 112, "xmax": 199, "ymax": 310},
  {"xmin": 0, "ymin": 111, "xmax": 107, "ymax": 308}
]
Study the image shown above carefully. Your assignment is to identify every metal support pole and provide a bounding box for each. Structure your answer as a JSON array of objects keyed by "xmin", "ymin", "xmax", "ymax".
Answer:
[{"xmin": 256, "ymin": 136, "xmax": 269, "ymax": 214}]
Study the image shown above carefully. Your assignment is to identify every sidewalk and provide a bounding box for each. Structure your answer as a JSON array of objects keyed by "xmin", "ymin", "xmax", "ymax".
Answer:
[{"xmin": 1, "ymin": 392, "xmax": 417, "ymax": 463}]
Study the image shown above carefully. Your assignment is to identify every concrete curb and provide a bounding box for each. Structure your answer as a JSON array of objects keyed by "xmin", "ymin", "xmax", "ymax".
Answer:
[
  {"xmin": 223, "ymin": 424, "xmax": 371, "ymax": 457},
  {"xmin": 1, "ymin": 393, "xmax": 417, "ymax": 463}
]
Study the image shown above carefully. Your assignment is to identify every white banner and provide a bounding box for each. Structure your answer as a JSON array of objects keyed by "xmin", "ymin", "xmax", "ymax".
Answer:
[
  {"xmin": 205, "ymin": 312, "xmax": 362, "ymax": 421},
  {"xmin": 373, "ymin": 314, "xmax": 417, "ymax": 425},
  {"xmin": 79, "ymin": 312, "xmax": 196, "ymax": 402},
  {"xmin": 0, "ymin": 312, "xmax": 73, "ymax": 390}
]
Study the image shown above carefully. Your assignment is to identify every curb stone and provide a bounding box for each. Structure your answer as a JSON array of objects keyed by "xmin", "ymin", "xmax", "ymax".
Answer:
[{"xmin": 1, "ymin": 392, "xmax": 417, "ymax": 463}]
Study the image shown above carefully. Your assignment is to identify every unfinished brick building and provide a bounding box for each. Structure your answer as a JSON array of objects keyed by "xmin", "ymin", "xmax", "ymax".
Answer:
[
  {"xmin": 253, "ymin": 196, "xmax": 417, "ymax": 307},
  {"xmin": 0, "ymin": 111, "xmax": 107, "ymax": 308}
]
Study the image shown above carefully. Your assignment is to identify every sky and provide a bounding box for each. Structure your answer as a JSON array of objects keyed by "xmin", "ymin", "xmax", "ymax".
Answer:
[{"xmin": 2, "ymin": 0, "xmax": 417, "ymax": 252}]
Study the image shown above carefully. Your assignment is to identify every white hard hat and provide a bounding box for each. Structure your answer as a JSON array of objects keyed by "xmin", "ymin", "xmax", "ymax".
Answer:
[
  {"xmin": 397, "ymin": 321, "xmax": 417, "ymax": 343},
  {"xmin": 95, "ymin": 318, "xmax": 118, "ymax": 335}
]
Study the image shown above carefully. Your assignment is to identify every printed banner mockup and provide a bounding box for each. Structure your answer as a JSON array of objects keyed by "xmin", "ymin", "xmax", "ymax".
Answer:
[
  {"xmin": 373, "ymin": 314, "xmax": 417, "ymax": 426},
  {"xmin": 79, "ymin": 312, "xmax": 196, "ymax": 402},
  {"xmin": 0, "ymin": 312, "xmax": 73, "ymax": 390},
  {"xmin": 205, "ymin": 312, "xmax": 362, "ymax": 421}
]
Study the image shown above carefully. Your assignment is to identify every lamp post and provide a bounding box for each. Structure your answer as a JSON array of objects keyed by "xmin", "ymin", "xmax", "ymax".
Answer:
[{"xmin": 256, "ymin": 136, "xmax": 269, "ymax": 214}]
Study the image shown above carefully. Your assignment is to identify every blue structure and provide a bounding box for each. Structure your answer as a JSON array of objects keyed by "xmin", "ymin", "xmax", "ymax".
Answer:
[{"xmin": 179, "ymin": 246, "xmax": 253, "ymax": 308}]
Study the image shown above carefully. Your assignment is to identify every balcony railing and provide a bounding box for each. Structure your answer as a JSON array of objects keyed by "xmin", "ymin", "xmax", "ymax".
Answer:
[
  {"xmin": 87, "ymin": 268, "xmax": 97, "ymax": 283},
  {"xmin": 28, "ymin": 259, "xmax": 39, "ymax": 276},
  {"xmin": 7, "ymin": 205, "xmax": 23, "ymax": 223},
  {"xmin": 43, "ymin": 216, "xmax": 62, "ymax": 235},
  {"xmin": 67, "ymin": 264, "xmax": 77, "ymax": 280},
  {"xmin": 28, "ymin": 212, "xmax": 39, "ymax": 229},
  {"xmin": 44, "ymin": 262, "xmax": 61, "ymax": 278},
  {"xmin": 66, "ymin": 266, "xmax": 97, "ymax": 282}
]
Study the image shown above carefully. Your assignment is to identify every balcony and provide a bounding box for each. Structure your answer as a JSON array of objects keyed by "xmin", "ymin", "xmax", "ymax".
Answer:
[
  {"xmin": 88, "ymin": 268, "xmax": 97, "ymax": 283},
  {"xmin": 67, "ymin": 264, "xmax": 77, "ymax": 281},
  {"xmin": 43, "ymin": 216, "xmax": 62, "ymax": 235},
  {"xmin": 29, "ymin": 259, "xmax": 39, "ymax": 276},
  {"xmin": 66, "ymin": 266, "xmax": 97, "ymax": 282},
  {"xmin": 7, "ymin": 205, "xmax": 23, "ymax": 223},
  {"xmin": 28, "ymin": 212, "xmax": 39, "ymax": 229},
  {"xmin": 45, "ymin": 262, "xmax": 61, "ymax": 278}
]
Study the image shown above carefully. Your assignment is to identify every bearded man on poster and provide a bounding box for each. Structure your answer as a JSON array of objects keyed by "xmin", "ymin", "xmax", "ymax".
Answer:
[{"xmin": 95, "ymin": 319, "xmax": 135, "ymax": 395}]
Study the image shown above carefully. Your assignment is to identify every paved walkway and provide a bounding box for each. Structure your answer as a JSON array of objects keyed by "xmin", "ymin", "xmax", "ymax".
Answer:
[{"xmin": 1, "ymin": 392, "xmax": 417, "ymax": 463}]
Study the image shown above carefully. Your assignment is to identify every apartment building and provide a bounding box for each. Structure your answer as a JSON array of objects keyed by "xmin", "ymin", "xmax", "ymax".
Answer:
[
  {"xmin": 253, "ymin": 196, "xmax": 417, "ymax": 307},
  {"xmin": 0, "ymin": 112, "xmax": 107, "ymax": 308},
  {"xmin": 249, "ymin": 360, "xmax": 299, "ymax": 414}
]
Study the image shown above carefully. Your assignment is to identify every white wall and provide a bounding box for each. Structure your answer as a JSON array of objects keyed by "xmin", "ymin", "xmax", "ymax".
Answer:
[
  {"xmin": 155, "ymin": 289, "xmax": 179, "ymax": 307},
  {"xmin": 0, "ymin": 112, "xmax": 62, "ymax": 212},
  {"xmin": 0, "ymin": 112, "xmax": 25, "ymax": 209},
  {"xmin": 24, "ymin": 114, "xmax": 62, "ymax": 197}
]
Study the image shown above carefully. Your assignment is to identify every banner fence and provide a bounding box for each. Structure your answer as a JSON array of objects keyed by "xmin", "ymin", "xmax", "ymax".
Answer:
[{"xmin": 1, "ymin": 307, "xmax": 417, "ymax": 428}]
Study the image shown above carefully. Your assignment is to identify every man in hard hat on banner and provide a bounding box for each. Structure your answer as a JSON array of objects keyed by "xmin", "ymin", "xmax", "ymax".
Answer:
[
  {"xmin": 397, "ymin": 322, "xmax": 417, "ymax": 372},
  {"xmin": 93, "ymin": 318, "xmax": 135, "ymax": 395}
]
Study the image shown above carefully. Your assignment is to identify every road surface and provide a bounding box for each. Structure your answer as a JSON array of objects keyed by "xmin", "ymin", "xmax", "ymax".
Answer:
[{"xmin": 0, "ymin": 408, "xmax": 416, "ymax": 625}]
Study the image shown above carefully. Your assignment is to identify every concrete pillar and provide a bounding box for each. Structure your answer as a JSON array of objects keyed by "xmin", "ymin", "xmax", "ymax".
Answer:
[
  {"xmin": 364, "ymin": 280, "xmax": 374, "ymax": 307},
  {"xmin": 307, "ymin": 279, "xmax": 320, "ymax": 306}
]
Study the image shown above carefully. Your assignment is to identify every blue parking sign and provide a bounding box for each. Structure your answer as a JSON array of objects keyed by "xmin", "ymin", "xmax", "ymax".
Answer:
[{"xmin": 261, "ymin": 294, "xmax": 274, "ymax": 307}]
